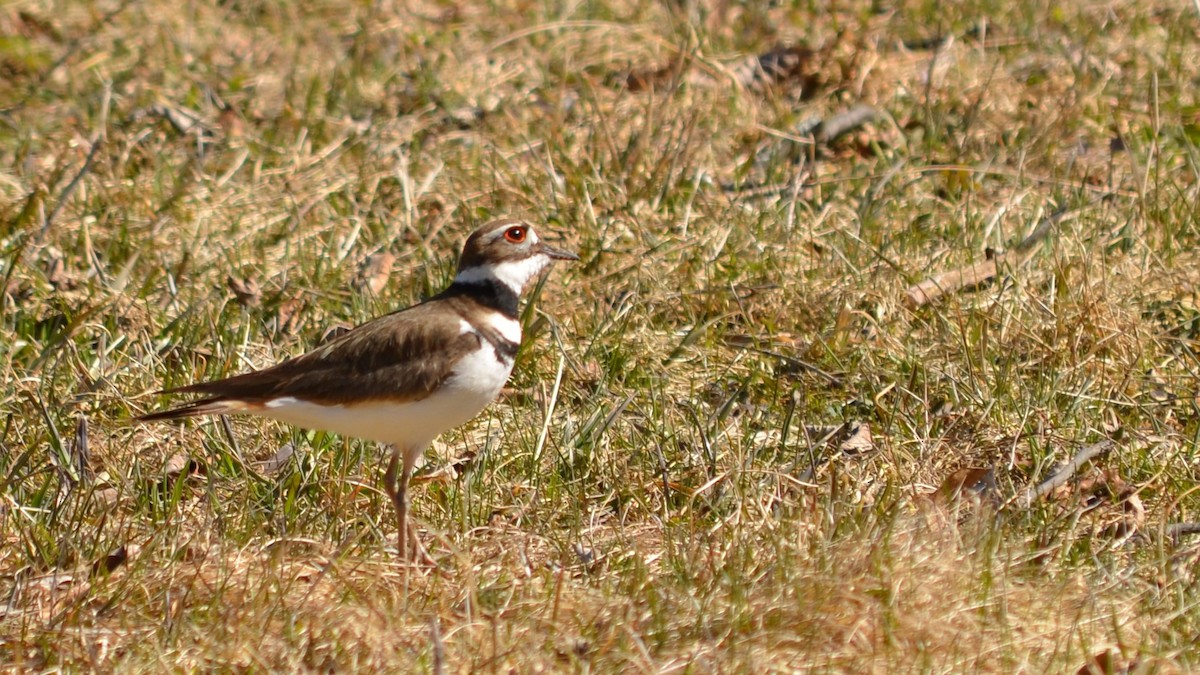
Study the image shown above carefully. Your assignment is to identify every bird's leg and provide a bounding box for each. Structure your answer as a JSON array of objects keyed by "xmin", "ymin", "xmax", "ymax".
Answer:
[
  {"xmin": 383, "ymin": 444, "xmax": 436, "ymax": 566},
  {"xmin": 383, "ymin": 445, "xmax": 408, "ymax": 555}
]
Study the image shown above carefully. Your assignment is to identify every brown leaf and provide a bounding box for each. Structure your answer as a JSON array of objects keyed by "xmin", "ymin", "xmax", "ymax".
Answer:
[
  {"xmin": 92, "ymin": 546, "xmax": 129, "ymax": 576},
  {"xmin": 1078, "ymin": 469, "xmax": 1132, "ymax": 510},
  {"xmin": 626, "ymin": 59, "xmax": 684, "ymax": 92},
  {"xmin": 28, "ymin": 572, "xmax": 77, "ymax": 593},
  {"xmin": 217, "ymin": 105, "xmax": 245, "ymax": 141},
  {"xmin": 44, "ymin": 247, "xmax": 69, "ymax": 288},
  {"xmin": 16, "ymin": 10, "xmax": 64, "ymax": 42},
  {"xmin": 936, "ymin": 467, "xmax": 996, "ymax": 503},
  {"xmin": 497, "ymin": 386, "xmax": 535, "ymax": 405},
  {"xmin": 1125, "ymin": 492, "xmax": 1145, "ymax": 522},
  {"xmin": 354, "ymin": 252, "xmax": 395, "ymax": 295},
  {"xmin": 419, "ymin": 196, "xmax": 446, "ymax": 218},
  {"xmin": 227, "ymin": 275, "xmax": 261, "ymax": 307},
  {"xmin": 273, "ymin": 292, "xmax": 305, "ymax": 334},
  {"xmin": 1116, "ymin": 491, "xmax": 1147, "ymax": 537},
  {"xmin": 570, "ymin": 359, "xmax": 604, "ymax": 398},
  {"xmin": 838, "ymin": 421, "xmax": 874, "ymax": 455},
  {"xmin": 164, "ymin": 454, "xmax": 203, "ymax": 479},
  {"xmin": 320, "ymin": 324, "xmax": 352, "ymax": 344},
  {"xmin": 1076, "ymin": 649, "xmax": 1135, "ymax": 675},
  {"xmin": 93, "ymin": 486, "xmax": 120, "ymax": 507},
  {"xmin": 257, "ymin": 443, "xmax": 294, "ymax": 475}
]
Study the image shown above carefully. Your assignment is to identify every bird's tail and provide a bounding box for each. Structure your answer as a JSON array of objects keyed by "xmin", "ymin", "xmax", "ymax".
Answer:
[{"xmin": 136, "ymin": 398, "xmax": 251, "ymax": 422}]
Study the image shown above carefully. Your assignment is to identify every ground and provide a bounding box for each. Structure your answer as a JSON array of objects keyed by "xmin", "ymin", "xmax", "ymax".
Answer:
[{"xmin": 2, "ymin": 0, "xmax": 1200, "ymax": 671}]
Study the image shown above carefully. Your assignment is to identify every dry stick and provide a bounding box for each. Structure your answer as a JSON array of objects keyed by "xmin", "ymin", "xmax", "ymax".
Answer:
[
  {"xmin": 796, "ymin": 424, "xmax": 852, "ymax": 483},
  {"xmin": 71, "ymin": 415, "xmax": 91, "ymax": 484},
  {"xmin": 748, "ymin": 345, "xmax": 843, "ymax": 387},
  {"xmin": 814, "ymin": 105, "xmax": 879, "ymax": 145},
  {"xmin": 429, "ymin": 618, "xmax": 446, "ymax": 675},
  {"xmin": 42, "ymin": 136, "xmax": 104, "ymax": 237},
  {"xmin": 1165, "ymin": 523, "xmax": 1200, "ymax": 539},
  {"xmin": 1017, "ymin": 439, "xmax": 1115, "ymax": 508},
  {"xmin": 904, "ymin": 194, "xmax": 1110, "ymax": 308},
  {"xmin": 722, "ymin": 106, "xmax": 878, "ymax": 198}
]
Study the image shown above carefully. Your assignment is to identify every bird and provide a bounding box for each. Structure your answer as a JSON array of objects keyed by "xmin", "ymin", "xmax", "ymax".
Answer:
[{"xmin": 138, "ymin": 219, "xmax": 578, "ymax": 561}]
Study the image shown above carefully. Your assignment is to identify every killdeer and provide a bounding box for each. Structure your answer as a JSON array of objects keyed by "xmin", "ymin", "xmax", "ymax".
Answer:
[{"xmin": 138, "ymin": 219, "xmax": 577, "ymax": 560}]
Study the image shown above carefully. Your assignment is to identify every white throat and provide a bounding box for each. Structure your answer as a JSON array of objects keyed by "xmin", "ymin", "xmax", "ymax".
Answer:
[{"xmin": 454, "ymin": 255, "xmax": 550, "ymax": 294}]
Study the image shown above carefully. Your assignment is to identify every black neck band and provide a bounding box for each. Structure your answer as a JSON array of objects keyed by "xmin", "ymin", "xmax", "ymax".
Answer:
[{"xmin": 441, "ymin": 279, "xmax": 520, "ymax": 318}]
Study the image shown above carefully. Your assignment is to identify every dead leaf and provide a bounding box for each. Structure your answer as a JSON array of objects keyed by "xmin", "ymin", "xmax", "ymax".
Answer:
[
  {"xmin": 320, "ymin": 324, "xmax": 352, "ymax": 344},
  {"xmin": 273, "ymin": 292, "xmax": 305, "ymax": 334},
  {"xmin": 1101, "ymin": 475, "xmax": 1144, "ymax": 539},
  {"xmin": 626, "ymin": 59, "xmax": 685, "ymax": 92},
  {"xmin": 227, "ymin": 275, "xmax": 261, "ymax": 307},
  {"xmin": 936, "ymin": 467, "xmax": 996, "ymax": 503},
  {"xmin": 217, "ymin": 104, "xmax": 245, "ymax": 141},
  {"xmin": 163, "ymin": 454, "xmax": 203, "ymax": 479},
  {"xmin": 29, "ymin": 572, "xmax": 77, "ymax": 593},
  {"xmin": 92, "ymin": 546, "xmax": 130, "ymax": 576},
  {"xmin": 93, "ymin": 486, "xmax": 120, "ymax": 507},
  {"xmin": 446, "ymin": 446, "xmax": 481, "ymax": 475},
  {"xmin": 145, "ymin": 102, "xmax": 213, "ymax": 137},
  {"xmin": 1077, "ymin": 469, "xmax": 1132, "ymax": 511},
  {"xmin": 257, "ymin": 443, "xmax": 294, "ymax": 475},
  {"xmin": 419, "ymin": 196, "xmax": 446, "ymax": 218},
  {"xmin": 1122, "ymin": 492, "xmax": 1146, "ymax": 530},
  {"xmin": 572, "ymin": 359, "xmax": 604, "ymax": 397},
  {"xmin": 16, "ymin": 10, "xmax": 64, "ymax": 42},
  {"xmin": 354, "ymin": 252, "xmax": 395, "ymax": 295},
  {"xmin": 1076, "ymin": 649, "xmax": 1135, "ymax": 675},
  {"xmin": 44, "ymin": 247, "xmax": 69, "ymax": 288},
  {"xmin": 838, "ymin": 421, "xmax": 874, "ymax": 455},
  {"xmin": 497, "ymin": 386, "xmax": 535, "ymax": 405}
]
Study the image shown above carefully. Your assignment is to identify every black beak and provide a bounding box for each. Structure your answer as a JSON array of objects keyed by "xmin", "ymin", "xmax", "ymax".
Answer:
[{"xmin": 539, "ymin": 242, "xmax": 579, "ymax": 261}]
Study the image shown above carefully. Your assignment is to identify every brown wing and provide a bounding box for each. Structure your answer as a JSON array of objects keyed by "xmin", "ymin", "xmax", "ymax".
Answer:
[{"xmin": 138, "ymin": 300, "xmax": 481, "ymax": 421}]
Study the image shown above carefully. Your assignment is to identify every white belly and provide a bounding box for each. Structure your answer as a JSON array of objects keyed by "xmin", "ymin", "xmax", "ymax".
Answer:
[{"xmin": 253, "ymin": 348, "xmax": 514, "ymax": 449}]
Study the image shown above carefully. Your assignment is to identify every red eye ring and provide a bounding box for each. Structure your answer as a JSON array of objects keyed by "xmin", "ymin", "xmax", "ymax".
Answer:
[{"xmin": 504, "ymin": 226, "xmax": 526, "ymax": 243}]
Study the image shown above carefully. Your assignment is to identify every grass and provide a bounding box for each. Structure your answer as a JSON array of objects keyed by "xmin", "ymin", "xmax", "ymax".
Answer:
[{"xmin": 2, "ymin": 0, "xmax": 1200, "ymax": 670}]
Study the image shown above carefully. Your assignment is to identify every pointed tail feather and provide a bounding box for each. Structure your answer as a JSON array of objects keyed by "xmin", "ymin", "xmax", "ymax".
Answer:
[{"xmin": 136, "ymin": 398, "xmax": 251, "ymax": 423}]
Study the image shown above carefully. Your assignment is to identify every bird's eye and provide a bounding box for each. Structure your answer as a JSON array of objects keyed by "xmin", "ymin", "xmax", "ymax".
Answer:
[{"xmin": 504, "ymin": 226, "xmax": 526, "ymax": 243}]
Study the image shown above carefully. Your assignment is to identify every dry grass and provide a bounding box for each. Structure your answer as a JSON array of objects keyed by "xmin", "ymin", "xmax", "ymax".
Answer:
[{"xmin": 3, "ymin": 0, "xmax": 1200, "ymax": 671}]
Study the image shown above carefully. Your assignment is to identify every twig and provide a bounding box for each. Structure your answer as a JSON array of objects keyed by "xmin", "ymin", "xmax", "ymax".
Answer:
[
  {"xmin": 721, "ymin": 106, "xmax": 878, "ymax": 199},
  {"xmin": 1018, "ymin": 439, "xmax": 1114, "ymax": 507},
  {"xmin": 814, "ymin": 105, "xmax": 878, "ymax": 144},
  {"xmin": 748, "ymin": 346, "xmax": 843, "ymax": 387},
  {"xmin": 1165, "ymin": 522, "xmax": 1200, "ymax": 539},
  {"xmin": 219, "ymin": 414, "xmax": 245, "ymax": 468},
  {"xmin": 904, "ymin": 195, "xmax": 1108, "ymax": 308},
  {"xmin": 42, "ymin": 136, "xmax": 103, "ymax": 237},
  {"xmin": 429, "ymin": 618, "xmax": 446, "ymax": 675},
  {"xmin": 903, "ymin": 251, "xmax": 1004, "ymax": 309},
  {"xmin": 795, "ymin": 424, "xmax": 854, "ymax": 483},
  {"xmin": 71, "ymin": 415, "xmax": 92, "ymax": 484}
]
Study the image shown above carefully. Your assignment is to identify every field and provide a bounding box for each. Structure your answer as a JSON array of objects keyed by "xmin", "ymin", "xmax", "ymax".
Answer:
[{"xmin": 2, "ymin": 0, "xmax": 1200, "ymax": 671}]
